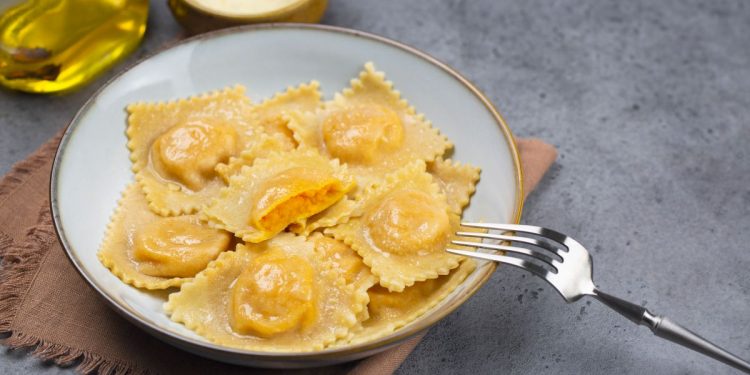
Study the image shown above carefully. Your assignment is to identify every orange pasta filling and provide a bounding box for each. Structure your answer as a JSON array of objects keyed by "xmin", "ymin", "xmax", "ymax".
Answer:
[{"xmin": 251, "ymin": 167, "xmax": 345, "ymax": 235}]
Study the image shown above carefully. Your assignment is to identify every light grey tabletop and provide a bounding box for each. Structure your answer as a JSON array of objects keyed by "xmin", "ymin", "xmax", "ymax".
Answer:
[{"xmin": 1, "ymin": 1, "xmax": 749, "ymax": 374}]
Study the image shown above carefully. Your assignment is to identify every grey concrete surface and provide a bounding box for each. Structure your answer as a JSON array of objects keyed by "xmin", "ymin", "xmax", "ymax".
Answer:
[{"xmin": 1, "ymin": 0, "xmax": 749, "ymax": 374}]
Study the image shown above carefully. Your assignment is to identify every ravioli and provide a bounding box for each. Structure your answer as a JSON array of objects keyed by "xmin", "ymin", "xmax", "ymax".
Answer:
[
  {"xmin": 253, "ymin": 81, "xmax": 322, "ymax": 148},
  {"xmin": 428, "ymin": 158, "xmax": 481, "ymax": 214},
  {"xmin": 348, "ymin": 259, "xmax": 476, "ymax": 345},
  {"xmin": 310, "ymin": 233, "xmax": 377, "ymax": 295},
  {"xmin": 98, "ymin": 184, "xmax": 231, "ymax": 289},
  {"xmin": 109, "ymin": 65, "xmax": 488, "ymax": 352},
  {"xmin": 127, "ymin": 86, "xmax": 261, "ymax": 216},
  {"xmin": 308, "ymin": 233, "xmax": 378, "ymax": 341},
  {"xmin": 202, "ymin": 148, "xmax": 356, "ymax": 242},
  {"xmin": 288, "ymin": 63, "xmax": 451, "ymax": 188},
  {"xmin": 325, "ymin": 160, "xmax": 463, "ymax": 292},
  {"xmin": 214, "ymin": 132, "xmax": 295, "ymax": 183},
  {"xmin": 213, "ymin": 82, "xmax": 323, "ymax": 183},
  {"xmin": 164, "ymin": 233, "xmax": 367, "ymax": 351}
]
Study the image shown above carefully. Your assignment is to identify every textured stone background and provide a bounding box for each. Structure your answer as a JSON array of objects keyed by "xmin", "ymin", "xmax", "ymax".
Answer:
[{"xmin": 1, "ymin": 1, "xmax": 749, "ymax": 374}]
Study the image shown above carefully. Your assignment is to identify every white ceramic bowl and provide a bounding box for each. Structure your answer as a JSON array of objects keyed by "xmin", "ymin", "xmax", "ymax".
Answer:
[{"xmin": 50, "ymin": 24, "xmax": 523, "ymax": 368}]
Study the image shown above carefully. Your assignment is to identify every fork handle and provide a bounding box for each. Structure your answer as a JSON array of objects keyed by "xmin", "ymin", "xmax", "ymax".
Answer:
[{"xmin": 593, "ymin": 289, "xmax": 750, "ymax": 373}]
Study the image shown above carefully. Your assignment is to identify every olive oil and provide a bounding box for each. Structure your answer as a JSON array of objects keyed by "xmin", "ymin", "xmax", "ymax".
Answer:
[{"xmin": 0, "ymin": 0, "xmax": 148, "ymax": 93}]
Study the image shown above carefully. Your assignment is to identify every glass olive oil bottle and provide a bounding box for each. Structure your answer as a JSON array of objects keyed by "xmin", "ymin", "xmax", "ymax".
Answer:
[{"xmin": 0, "ymin": 0, "xmax": 148, "ymax": 93}]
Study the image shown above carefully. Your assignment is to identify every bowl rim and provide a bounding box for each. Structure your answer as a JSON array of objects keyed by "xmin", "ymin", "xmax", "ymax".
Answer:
[{"xmin": 49, "ymin": 23, "xmax": 524, "ymax": 362}]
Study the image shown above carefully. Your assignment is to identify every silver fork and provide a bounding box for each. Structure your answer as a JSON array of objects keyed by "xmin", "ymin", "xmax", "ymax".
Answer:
[{"xmin": 447, "ymin": 222, "xmax": 750, "ymax": 373}]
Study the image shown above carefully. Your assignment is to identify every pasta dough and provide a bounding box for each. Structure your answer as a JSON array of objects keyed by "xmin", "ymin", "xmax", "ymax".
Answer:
[
  {"xmin": 164, "ymin": 233, "xmax": 368, "ymax": 351},
  {"xmin": 98, "ymin": 184, "xmax": 231, "ymax": 289},
  {"xmin": 325, "ymin": 160, "xmax": 463, "ymax": 292},
  {"xmin": 202, "ymin": 148, "xmax": 356, "ymax": 242},
  {"xmin": 127, "ymin": 86, "xmax": 261, "ymax": 216},
  {"xmin": 214, "ymin": 132, "xmax": 294, "ymax": 183},
  {"xmin": 349, "ymin": 259, "xmax": 476, "ymax": 345},
  {"xmin": 253, "ymin": 81, "xmax": 322, "ymax": 148},
  {"xmin": 288, "ymin": 63, "xmax": 451, "ymax": 189},
  {"xmin": 428, "ymin": 157, "xmax": 481, "ymax": 214}
]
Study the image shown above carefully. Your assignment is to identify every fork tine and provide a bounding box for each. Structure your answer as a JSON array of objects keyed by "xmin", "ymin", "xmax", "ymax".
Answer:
[
  {"xmin": 461, "ymin": 222, "xmax": 571, "ymax": 246},
  {"xmin": 455, "ymin": 231, "xmax": 565, "ymax": 258},
  {"xmin": 451, "ymin": 240, "xmax": 559, "ymax": 268},
  {"xmin": 446, "ymin": 248, "xmax": 551, "ymax": 279}
]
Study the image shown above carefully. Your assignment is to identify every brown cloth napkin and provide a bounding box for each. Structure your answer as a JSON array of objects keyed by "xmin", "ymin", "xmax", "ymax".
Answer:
[{"xmin": 0, "ymin": 133, "xmax": 556, "ymax": 375}]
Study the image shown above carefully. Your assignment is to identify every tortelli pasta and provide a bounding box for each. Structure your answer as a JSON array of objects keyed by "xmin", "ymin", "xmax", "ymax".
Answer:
[
  {"xmin": 98, "ymin": 63, "xmax": 481, "ymax": 351},
  {"xmin": 127, "ymin": 86, "xmax": 268, "ymax": 216},
  {"xmin": 325, "ymin": 159, "xmax": 463, "ymax": 292},
  {"xmin": 98, "ymin": 183, "xmax": 232, "ymax": 289},
  {"xmin": 287, "ymin": 62, "xmax": 451, "ymax": 190},
  {"xmin": 202, "ymin": 147, "xmax": 356, "ymax": 243},
  {"xmin": 165, "ymin": 234, "xmax": 368, "ymax": 351}
]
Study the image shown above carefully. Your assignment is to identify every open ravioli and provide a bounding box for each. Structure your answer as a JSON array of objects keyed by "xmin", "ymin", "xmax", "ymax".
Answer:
[
  {"xmin": 127, "ymin": 86, "xmax": 261, "ymax": 216},
  {"xmin": 325, "ymin": 160, "xmax": 462, "ymax": 292},
  {"xmin": 288, "ymin": 63, "xmax": 451, "ymax": 188},
  {"xmin": 428, "ymin": 158, "xmax": 481, "ymax": 214},
  {"xmin": 165, "ymin": 233, "xmax": 367, "ymax": 351},
  {"xmin": 253, "ymin": 81, "xmax": 322, "ymax": 148},
  {"xmin": 98, "ymin": 184, "xmax": 231, "ymax": 289},
  {"xmin": 202, "ymin": 148, "xmax": 356, "ymax": 243},
  {"xmin": 348, "ymin": 259, "xmax": 476, "ymax": 345}
]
